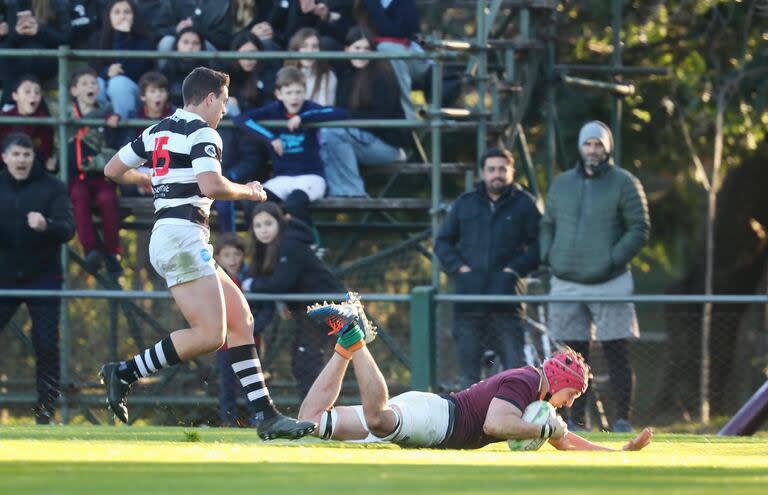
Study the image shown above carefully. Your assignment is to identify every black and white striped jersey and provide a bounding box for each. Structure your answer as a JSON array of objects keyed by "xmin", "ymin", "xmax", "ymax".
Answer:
[{"xmin": 118, "ymin": 108, "xmax": 222, "ymax": 229}]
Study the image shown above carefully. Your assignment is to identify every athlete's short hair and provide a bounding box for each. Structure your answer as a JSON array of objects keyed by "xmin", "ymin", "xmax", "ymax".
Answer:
[
  {"xmin": 182, "ymin": 67, "xmax": 230, "ymax": 106},
  {"xmin": 138, "ymin": 71, "xmax": 169, "ymax": 96},
  {"xmin": 2, "ymin": 132, "xmax": 34, "ymax": 153},
  {"xmin": 275, "ymin": 66, "xmax": 306, "ymax": 89}
]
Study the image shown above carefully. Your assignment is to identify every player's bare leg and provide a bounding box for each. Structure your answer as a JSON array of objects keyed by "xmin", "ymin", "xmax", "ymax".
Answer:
[
  {"xmin": 100, "ymin": 274, "xmax": 226, "ymax": 422},
  {"xmin": 298, "ymin": 352, "xmax": 373, "ymax": 440},
  {"xmin": 218, "ymin": 267, "xmax": 315, "ymax": 439},
  {"xmin": 349, "ymin": 346, "xmax": 399, "ymax": 437},
  {"xmin": 302, "ymin": 295, "xmax": 398, "ymax": 439}
]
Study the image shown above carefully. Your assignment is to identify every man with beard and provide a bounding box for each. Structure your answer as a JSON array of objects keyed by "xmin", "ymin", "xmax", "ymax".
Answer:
[
  {"xmin": 540, "ymin": 120, "xmax": 650, "ymax": 433},
  {"xmin": 435, "ymin": 148, "xmax": 541, "ymax": 389}
]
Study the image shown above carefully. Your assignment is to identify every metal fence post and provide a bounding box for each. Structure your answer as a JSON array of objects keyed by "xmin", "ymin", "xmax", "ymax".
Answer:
[
  {"xmin": 57, "ymin": 45, "xmax": 72, "ymax": 424},
  {"xmin": 410, "ymin": 286, "xmax": 436, "ymax": 391}
]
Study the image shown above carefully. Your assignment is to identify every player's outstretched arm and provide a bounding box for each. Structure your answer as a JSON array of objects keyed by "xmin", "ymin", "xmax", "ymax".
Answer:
[
  {"xmin": 104, "ymin": 154, "xmax": 151, "ymax": 187},
  {"xmin": 549, "ymin": 427, "xmax": 653, "ymax": 452},
  {"xmin": 197, "ymin": 171, "xmax": 267, "ymax": 202}
]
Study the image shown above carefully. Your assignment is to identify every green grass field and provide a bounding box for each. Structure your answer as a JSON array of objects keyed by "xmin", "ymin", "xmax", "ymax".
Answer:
[{"xmin": 1, "ymin": 426, "xmax": 766, "ymax": 495}]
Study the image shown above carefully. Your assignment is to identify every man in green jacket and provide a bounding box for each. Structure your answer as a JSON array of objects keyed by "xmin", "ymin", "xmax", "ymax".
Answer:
[{"xmin": 540, "ymin": 120, "xmax": 650, "ymax": 433}]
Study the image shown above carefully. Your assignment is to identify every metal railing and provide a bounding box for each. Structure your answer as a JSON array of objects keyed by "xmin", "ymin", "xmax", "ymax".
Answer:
[{"xmin": 1, "ymin": 287, "xmax": 766, "ymax": 427}]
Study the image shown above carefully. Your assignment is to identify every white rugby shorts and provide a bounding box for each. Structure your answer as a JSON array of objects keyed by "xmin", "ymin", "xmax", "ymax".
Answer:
[
  {"xmin": 380, "ymin": 391, "xmax": 452, "ymax": 448},
  {"xmin": 149, "ymin": 224, "xmax": 217, "ymax": 287}
]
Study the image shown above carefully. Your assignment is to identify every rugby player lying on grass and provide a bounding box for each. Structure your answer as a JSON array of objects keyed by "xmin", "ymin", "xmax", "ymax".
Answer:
[{"xmin": 299, "ymin": 296, "xmax": 653, "ymax": 451}]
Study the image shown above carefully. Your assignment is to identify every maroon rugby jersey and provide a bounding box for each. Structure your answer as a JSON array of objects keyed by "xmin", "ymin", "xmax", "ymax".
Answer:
[{"xmin": 444, "ymin": 366, "xmax": 541, "ymax": 449}]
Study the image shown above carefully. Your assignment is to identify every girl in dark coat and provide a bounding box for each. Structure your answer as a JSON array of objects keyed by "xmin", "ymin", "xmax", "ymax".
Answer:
[{"xmin": 242, "ymin": 192, "xmax": 345, "ymax": 399}]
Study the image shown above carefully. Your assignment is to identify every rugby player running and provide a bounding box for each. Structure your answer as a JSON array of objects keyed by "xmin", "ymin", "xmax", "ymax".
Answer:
[{"xmin": 99, "ymin": 67, "xmax": 315, "ymax": 440}]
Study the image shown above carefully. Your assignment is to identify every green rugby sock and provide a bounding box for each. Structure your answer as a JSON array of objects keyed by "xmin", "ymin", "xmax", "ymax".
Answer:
[{"xmin": 337, "ymin": 323, "xmax": 364, "ymax": 349}]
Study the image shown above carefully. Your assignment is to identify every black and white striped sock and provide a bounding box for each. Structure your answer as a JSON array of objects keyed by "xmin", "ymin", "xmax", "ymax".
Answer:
[
  {"xmin": 227, "ymin": 344, "xmax": 279, "ymax": 421},
  {"xmin": 116, "ymin": 336, "xmax": 181, "ymax": 384}
]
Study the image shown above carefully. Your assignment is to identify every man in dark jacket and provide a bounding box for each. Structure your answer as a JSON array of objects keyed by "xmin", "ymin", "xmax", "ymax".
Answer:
[
  {"xmin": 539, "ymin": 120, "xmax": 650, "ymax": 433},
  {"xmin": 435, "ymin": 148, "xmax": 541, "ymax": 389},
  {"xmin": 0, "ymin": 132, "xmax": 75, "ymax": 424}
]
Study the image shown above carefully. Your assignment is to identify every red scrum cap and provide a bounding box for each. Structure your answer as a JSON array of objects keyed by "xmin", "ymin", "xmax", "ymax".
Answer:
[{"xmin": 543, "ymin": 347, "xmax": 589, "ymax": 395}]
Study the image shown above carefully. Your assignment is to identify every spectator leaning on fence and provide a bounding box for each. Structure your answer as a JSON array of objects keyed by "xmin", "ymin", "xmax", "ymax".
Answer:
[
  {"xmin": 539, "ymin": 120, "xmax": 650, "ymax": 433},
  {"xmin": 435, "ymin": 148, "xmax": 542, "ymax": 390},
  {"xmin": 234, "ymin": 65, "xmax": 348, "ymax": 202},
  {"xmin": 320, "ymin": 26, "xmax": 407, "ymax": 197},
  {"xmin": 0, "ymin": 132, "xmax": 75, "ymax": 425}
]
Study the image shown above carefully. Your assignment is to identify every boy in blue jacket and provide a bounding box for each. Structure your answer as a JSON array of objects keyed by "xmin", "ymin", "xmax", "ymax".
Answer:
[{"xmin": 234, "ymin": 66, "xmax": 347, "ymax": 202}]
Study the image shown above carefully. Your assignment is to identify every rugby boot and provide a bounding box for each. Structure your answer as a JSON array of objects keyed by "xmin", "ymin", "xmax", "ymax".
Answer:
[
  {"xmin": 343, "ymin": 291, "xmax": 377, "ymax": 344},
  {"xmin": 99, "ymin": 362, "xmax": 131, "ymax": 423},
  {"xmin": 257, "ymin": 414, "xmax": 317, "ymax": 440},
  {"xmin": 306, "ymin": 293, "xmax": 377, "ymax": 344}
]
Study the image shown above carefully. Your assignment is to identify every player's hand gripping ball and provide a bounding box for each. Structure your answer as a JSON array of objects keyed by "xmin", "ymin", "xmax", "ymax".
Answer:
[{"xmin": 507, "ymin": 400, "xmax": 559, "ymax": 451}]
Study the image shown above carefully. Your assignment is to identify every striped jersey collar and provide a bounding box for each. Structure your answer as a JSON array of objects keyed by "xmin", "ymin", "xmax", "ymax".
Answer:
[{"xmin": 173, "ymin": 108, "xmax": 207, "ymax": 123}]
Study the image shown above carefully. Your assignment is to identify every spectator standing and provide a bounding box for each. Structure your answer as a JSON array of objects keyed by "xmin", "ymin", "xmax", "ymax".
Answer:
[
  {"xmin": 0, "ymin": 1, "xmax": 71, "ymax": 103},
  {"xmin": 242, "ymin": 194, "xmax": 346, "ymax": 399},
  {"xmin": 539, "ymin": 120, "xmax": 650, "ymax": 433},
  {"xmin": 0, "ymin": 75, "xmax": 55, "ymax": 172},
  {"xmin": 214, "ymin": 232, "xmax": 274, "ymax": 426},
  {"xmin": 434, "ymin": 148, "xmax": 541, "ymax": 389},
  {"xmin": 67, "ymin": 67, "xmax": 124, "ymax": 275},
  {"xmin": 161, "ymin": 27, "xmax": 209, "ymax": 108},
  {"xmin": 285, "ymin": 27, "xmax": 337, "ymax": 106},
  {"xmin": 234, "ymin": 65, "xmax": 347, "ymax": 202},
  {"xmin": 320, "ymin": 26, "xmax": 406, "ymax": 197},
  {"xmin": 0, "ymin": 132, "xmax": 75, "ymax": 424},
  {"xmin": 90, "ymin": 0, "xmax": 153, "ymax": 119}
]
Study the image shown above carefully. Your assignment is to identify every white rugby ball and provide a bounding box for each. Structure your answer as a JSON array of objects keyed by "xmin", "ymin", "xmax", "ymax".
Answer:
[{"xmin": 507, "ymin": 400, "xmax": 556, "ymax": 451}]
